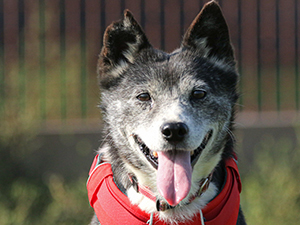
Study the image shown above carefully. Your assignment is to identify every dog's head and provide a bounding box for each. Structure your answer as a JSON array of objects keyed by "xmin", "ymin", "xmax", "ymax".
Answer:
[{"xmin": 98, "ymin": 0, "xmax": 238, "ymax": 215}]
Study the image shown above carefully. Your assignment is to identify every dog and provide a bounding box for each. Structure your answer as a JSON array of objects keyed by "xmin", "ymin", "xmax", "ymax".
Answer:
[{"xmin": 87, "ymin": 1, "xmax": 246, "ymax": 224}]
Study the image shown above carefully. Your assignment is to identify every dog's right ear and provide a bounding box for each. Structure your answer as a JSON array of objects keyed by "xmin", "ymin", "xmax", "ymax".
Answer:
[{"xmin": 98, "ymin": 10, "xmax": 151, "ymax": 88}]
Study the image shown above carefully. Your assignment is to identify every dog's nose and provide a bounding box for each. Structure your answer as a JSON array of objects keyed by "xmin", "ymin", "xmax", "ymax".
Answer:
[{"xmin": 161, "ymin": 122, "xmax": 189, "ymax": 143}]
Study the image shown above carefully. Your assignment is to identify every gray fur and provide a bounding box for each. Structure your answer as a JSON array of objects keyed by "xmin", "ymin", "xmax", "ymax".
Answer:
[{"xmin": 90, "ymin": 1, "xmax": 246, "ymax": 224}]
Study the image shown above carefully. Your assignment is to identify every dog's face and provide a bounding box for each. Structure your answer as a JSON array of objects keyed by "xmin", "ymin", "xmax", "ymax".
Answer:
[{"xmin": 98, "ymin": 0, "xmax": 238, "ymax": 217}]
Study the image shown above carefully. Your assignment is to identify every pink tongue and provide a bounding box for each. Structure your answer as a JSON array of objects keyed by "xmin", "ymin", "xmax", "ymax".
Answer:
[{"xmin": 157, "ymin": 151, "xmax": 192, "ymax": 206}]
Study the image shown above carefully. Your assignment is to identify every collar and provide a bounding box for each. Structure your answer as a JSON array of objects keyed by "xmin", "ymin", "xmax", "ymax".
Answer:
[
  {"xmin": 128, "ymin": 171, "xmax": 213, "ymax": 211},
  {"xmin": 87, "ymin": 154, "xmax": 242, "ymax": 225}
]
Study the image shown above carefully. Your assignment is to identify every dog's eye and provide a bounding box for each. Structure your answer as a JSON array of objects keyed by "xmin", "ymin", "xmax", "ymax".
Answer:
[
  {"xmin": 192, "ymin": 90, "xmax": 206, "ymax": 99},
  {"xmin": 137, "ymin": 93, "xmax": 151, "ymax": 101}
]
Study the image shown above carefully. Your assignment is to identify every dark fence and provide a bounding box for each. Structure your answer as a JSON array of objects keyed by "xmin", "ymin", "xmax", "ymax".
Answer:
[{"xmin": 0, "ymin": 0, "xmax": 299, "ymax": 124}]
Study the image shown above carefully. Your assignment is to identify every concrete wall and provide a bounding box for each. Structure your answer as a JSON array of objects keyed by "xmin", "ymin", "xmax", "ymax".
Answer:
[{"xmin": 24, "ymin": 116, "xmax": 299, "ymax": 180}]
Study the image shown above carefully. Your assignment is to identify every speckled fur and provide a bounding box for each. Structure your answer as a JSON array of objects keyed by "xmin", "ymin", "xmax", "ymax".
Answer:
[{"xmin": 90, "ymin": 1, "xmax": 246, "ymax": 224}]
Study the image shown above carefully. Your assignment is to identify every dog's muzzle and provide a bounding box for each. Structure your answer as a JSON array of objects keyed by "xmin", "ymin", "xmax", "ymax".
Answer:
[{"xmin": 133, "ymin": 129, "xmax": 213, "ymax": 170}]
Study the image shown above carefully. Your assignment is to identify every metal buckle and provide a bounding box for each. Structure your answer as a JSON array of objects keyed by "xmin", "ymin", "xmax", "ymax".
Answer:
[
  {"xmin": 196, "ymin": 172, "xmax": 213, "ymax": 197},
  {"xmin": 156, "ymin": 199, "xmax": 173, "ymax": 211},
  {"xmin": 197, "ymin": 177, "xmax": 209, "ymax": 197}
]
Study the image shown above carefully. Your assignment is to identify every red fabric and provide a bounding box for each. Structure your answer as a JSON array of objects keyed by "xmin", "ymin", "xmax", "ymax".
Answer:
[
  {"xmin": 87, "ymin": 154, "xmax": 241, "ymax": 225},
  {"xmin": 202, "ymin": 157, "xmax": 241, "ymax": 225}
]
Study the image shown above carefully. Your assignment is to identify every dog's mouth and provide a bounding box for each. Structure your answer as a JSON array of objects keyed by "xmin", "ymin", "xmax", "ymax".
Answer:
[
  {"xmin": 133, "ymin": 130, "xmax": 213, "ymax": 170},
  {"xmin": 133, "ymin": 130, "xmax": 213, "ymax": 206}
]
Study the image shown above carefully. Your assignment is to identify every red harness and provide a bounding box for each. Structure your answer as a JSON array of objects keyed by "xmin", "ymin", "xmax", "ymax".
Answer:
[{"xmin": 87, "ymin": 154, "xmax": 242, "ymax": 225}]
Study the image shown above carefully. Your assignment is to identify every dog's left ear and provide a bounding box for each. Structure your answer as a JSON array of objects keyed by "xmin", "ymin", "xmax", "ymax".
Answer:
[
  {"xmin": 182, "ymin": 1, "xmax": 235, "ymax": 65},
  {"xmin": 98, "ymin": 10, "xmax": 151, "ymax": 88}
]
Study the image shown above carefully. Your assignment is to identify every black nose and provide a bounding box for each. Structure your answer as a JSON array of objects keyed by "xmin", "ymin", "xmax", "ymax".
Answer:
[{"xmin": 161, "ymin": 122, "xmax": 189, "ymax": 143}]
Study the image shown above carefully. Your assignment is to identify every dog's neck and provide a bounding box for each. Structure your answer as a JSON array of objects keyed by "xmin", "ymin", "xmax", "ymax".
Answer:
[
  {"xmin": 110, "ymin": 155, "xmax": 227, "ymax": 223},
  {"xmin": 88, "ymin": 150, "xmax": 242, "ymax": 224},
  {"xmin": 128, "ymin": 170, "xmax": 215, "ymax": 211}
]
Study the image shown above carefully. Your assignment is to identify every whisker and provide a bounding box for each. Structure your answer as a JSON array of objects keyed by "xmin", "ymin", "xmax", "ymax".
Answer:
[
  {"xmin": 234, "ymin": 103, "xmax": 244, "ymax": 108},
  {"xmin": 232, "ymin": 121, "xmax": 246, "ymax": 128},
  {"xmin": 98, "ymin": 131, "xmax": 112, "ymax": 149},
  {"xmin": 225, "ymin": 127, "xmax": 236, "ymax": 143}
]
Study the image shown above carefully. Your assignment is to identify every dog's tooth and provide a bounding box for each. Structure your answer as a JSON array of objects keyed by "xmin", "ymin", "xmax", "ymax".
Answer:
[
  {"xmin": 152, "ymin": 151, "xmax": 158, "ymax": 158},
  {"xmin": 204, "ymin": 133, "xmax": 209, "ymax": 141},
  {"xmin": 190, "ymin": 151, "xmax": 194, "ymax": 156}
]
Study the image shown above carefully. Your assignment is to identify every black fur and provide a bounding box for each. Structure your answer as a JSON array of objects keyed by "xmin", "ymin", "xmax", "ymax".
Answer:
[
  {"xmin": 91, "ymin": 1, "xmax": 246, "ymax": 224},
  {"xmin": 182, "ymin": 2, "xmax": 235, "ymax": 66}
]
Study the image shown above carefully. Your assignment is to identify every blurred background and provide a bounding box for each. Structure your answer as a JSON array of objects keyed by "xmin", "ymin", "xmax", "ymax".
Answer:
[{"xmin": 0, "ymin": 0, "xmax": 299, "ymax": 224}]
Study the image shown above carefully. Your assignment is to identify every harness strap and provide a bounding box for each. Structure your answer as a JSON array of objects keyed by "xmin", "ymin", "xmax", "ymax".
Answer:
[
  {"xmin": 87, "ymin": 154, "xmax": 242, "ymax": 225},
  {"xmin": 202, "ymin": 155, "xmax": 241, "ymax": 225},
  {"xmin": 87, "ymin": 154, "xmax": 150, "ymax": 225},
  {"xmin": 128, "ymin": 175, "xmax": 157, "ymax": 202}
]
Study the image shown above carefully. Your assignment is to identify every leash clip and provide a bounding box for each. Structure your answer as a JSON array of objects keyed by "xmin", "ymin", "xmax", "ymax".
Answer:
[{"xmin": 156, "ymin": 199, "xmax": 173, "ymax": 211}]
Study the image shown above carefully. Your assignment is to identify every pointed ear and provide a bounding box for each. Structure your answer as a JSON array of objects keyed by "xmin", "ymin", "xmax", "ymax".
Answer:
[
  {"xmin": 98, "ymin": 10, "xmax": 151, "ymax": 88},
  {"xmin": 182, "ymin": 1, "xmax": 235, "ymax": 65}
]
